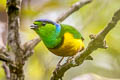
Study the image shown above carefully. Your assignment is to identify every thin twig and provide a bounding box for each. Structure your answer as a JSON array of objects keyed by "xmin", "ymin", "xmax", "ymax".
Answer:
[
  {"xmin": 50, "ymin": 8, "xmax": 120, "ymax": 80},
  {"xmin": 24, "ymin": 37, "xmax": 41, "ymax": 51},
  {"xmin": 0, "ymin": 48, "xmax": 11, "ymax": 63},
  {"xmin": 23, "ymin": 37, "xmax": 41, "ymax": 60},
  {"xmin": 56, "ymin": 0, "xmax": 92, "ymax": 23},
  {"xmin": 0, "ymin": 54, "xmax": 12, "ymax": 63},
  {"xmin": 2, "ymin": 63, "xmax": 10, "ymax": 80},
  {"xmin": 28, "ymin": 0, "xmax": 31, "ymax": 10}
]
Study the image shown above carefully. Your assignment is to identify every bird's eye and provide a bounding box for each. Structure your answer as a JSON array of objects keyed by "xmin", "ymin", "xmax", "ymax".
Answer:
[{"xmin": 42, "ymin": 22, "xmax": 46, "ymax": 26}]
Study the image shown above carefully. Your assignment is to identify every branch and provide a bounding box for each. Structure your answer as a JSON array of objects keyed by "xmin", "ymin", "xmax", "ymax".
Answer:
[
  {"xmin": 56, "ymin": 0, "xmax": 92, "ymax": 23},
  {"xmin": 24, "ymin": 37, "xmax": 41, "ymax": 51},
  {"xmin": 23, "ymin": 37, "xmax": 41, "ymax": 61},
  {"xmin": 0, "ymin": 48, "xmax": 11, "ymax": 80},
  {"xmin": 2, "ymin": 63, "xmax": 10, "ymax": 80},
  {"xmin": 7, "ymin": 0, "xmax": 25, "ymax": 79},
  {"xmin": 0, "ymin": 47, "xmax": 11, "ymax": 63},
  {"xmin": 7, "ymin": 0, "xmax": 22, "ymax": 53},
  {"xmin": 0, "ymin": 54, "xmax": 12, "ymax": 63},
  {"xmin": 50, "ymin": 8, "xmax": 120, "ymax": 80}
]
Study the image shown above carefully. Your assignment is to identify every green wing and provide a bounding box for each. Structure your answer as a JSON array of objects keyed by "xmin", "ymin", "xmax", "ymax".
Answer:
[{"xmin": 60, "ymin": 24, "xmax": 84, "ymax": 40}]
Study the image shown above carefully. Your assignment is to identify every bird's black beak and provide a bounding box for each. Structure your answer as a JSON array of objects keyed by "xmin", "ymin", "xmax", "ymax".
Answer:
[{"xmin": 30, "ymin": 24, "xmax": 38, "ymax": 29}]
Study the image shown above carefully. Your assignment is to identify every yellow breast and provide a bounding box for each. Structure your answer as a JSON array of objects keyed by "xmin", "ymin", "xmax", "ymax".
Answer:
[{"xmin": 49, "ymin": 32, "xmax": 84, "ymax": 57}]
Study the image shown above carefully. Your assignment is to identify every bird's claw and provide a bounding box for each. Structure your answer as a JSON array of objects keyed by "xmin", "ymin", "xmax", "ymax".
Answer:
[{"xmin": 66, "ymin": 56, "xmax": 74, "ymax": 63}]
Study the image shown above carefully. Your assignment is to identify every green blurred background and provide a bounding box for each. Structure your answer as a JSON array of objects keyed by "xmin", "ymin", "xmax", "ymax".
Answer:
[{"xmin": 0, "ymin": 0, "xmax": 120, "ymax": 80}]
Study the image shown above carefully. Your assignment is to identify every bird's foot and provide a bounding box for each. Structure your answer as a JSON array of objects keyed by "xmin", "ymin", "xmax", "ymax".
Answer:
[
  {"xmin": 53, "ymin": 67, "xmax": 59, "ymax": 75},
  {"xmin": 54, "ymin": 57, "xmax": 64, "ymax": 74},
  {"xmin": 54, "ymin": 62, "xmax": 62, "ymax": 75},
  {"xmin": 66, "ymin": 56, "xmax": 74, "ymax": 63},
  {"xmin": 57, "ymin": 57, "xmax": 64, "ymax": 67},
  {"xmin": 56, "ymin": 63, "xmax": 61, "ymax": 69}
]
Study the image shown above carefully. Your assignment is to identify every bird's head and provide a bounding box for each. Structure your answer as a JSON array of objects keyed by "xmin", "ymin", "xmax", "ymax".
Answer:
[
  {"xmin": 30, "ymin": 19, "xmax": 61, "ymax": 33},
  {"xmin": 30, "ymin": 19, "xmax": 61, "ymax": 48}
]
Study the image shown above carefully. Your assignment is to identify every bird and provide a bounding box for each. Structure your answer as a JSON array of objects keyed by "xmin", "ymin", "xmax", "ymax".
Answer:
[{"xmin": 30, "ymin": 19, "xmax": 85, "ymax": 66}]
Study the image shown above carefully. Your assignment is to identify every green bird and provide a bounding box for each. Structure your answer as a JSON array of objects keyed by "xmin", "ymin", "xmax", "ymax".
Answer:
[{"xmin": 30, "ymin": 19, "xmax": 85, "ymax": 64}]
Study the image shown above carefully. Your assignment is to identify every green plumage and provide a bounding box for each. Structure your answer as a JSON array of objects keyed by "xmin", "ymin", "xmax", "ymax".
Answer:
[
  {"xmin": 60, "ymin": 24, "xmax": 83, "ymax": 39},
  {"xmin": 31, "ymin": 20, "xmax": 83, "ymax": 49}
]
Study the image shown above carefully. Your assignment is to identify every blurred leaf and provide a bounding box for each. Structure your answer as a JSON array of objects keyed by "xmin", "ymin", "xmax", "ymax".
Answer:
[{"xmin": 0, "ymin": 0, "xmax": 6, "ymax": 10}]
